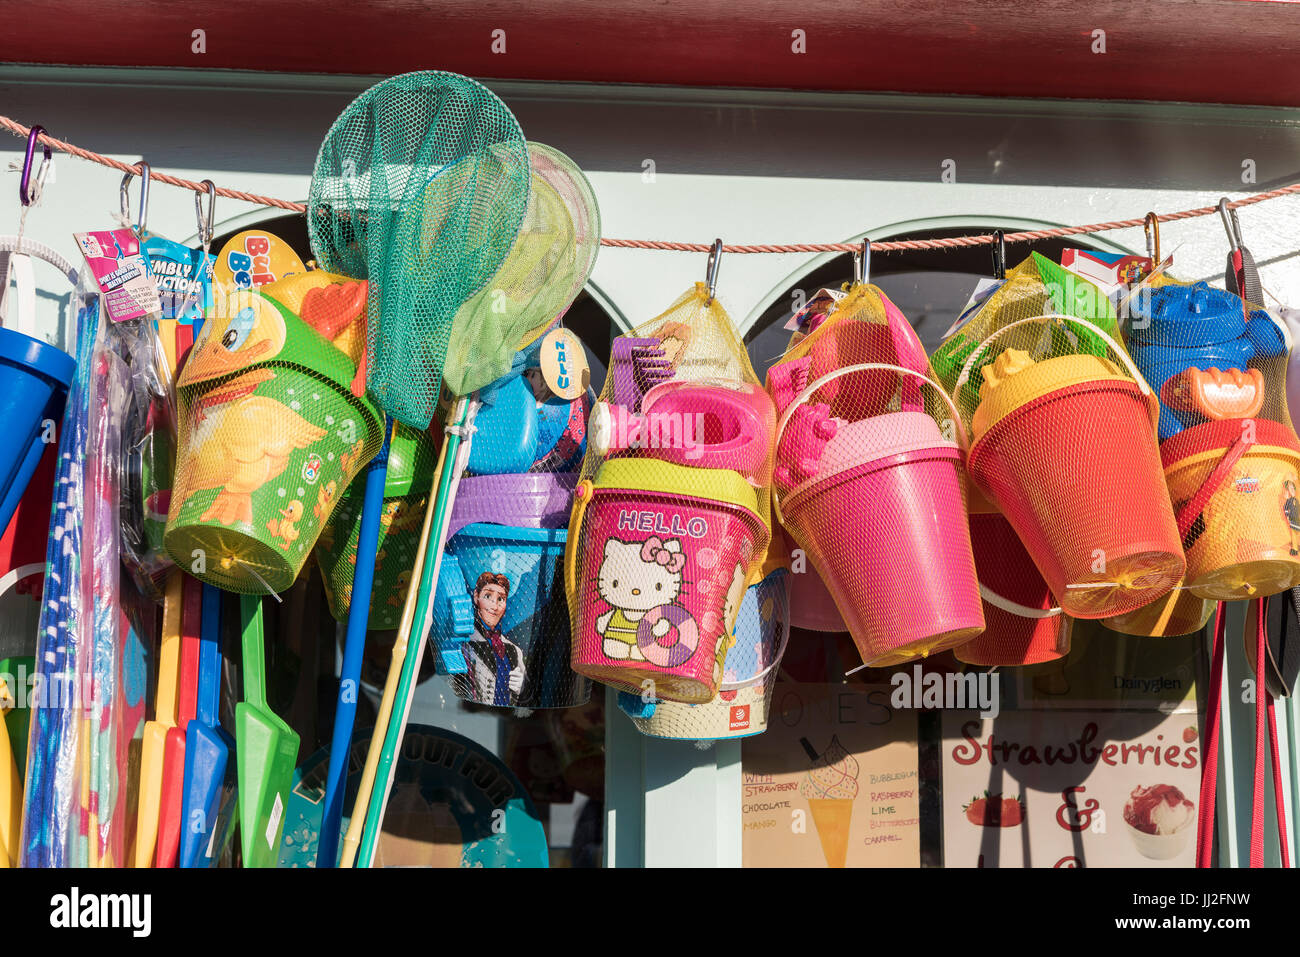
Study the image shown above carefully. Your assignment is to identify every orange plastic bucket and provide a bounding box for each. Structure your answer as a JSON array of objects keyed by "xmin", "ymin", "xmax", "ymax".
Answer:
[{"xmin": 965, "ymin": 341, "xmax": 1184, "ymax": 619}]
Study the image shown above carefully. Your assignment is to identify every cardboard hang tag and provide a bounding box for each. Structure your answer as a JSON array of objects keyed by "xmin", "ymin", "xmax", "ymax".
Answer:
[{"xmin": 539, "ymin": 327, "xmax": 589, "ymax": 401}]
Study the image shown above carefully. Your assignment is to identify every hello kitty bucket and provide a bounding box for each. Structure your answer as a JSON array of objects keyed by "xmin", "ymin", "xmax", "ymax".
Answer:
[{"xmin": 567, "ymin": 457, "xmax": 769, "ymax": 704}]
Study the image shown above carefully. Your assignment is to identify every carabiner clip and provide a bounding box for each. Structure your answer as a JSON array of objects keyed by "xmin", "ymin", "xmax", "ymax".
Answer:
[
  {"xmin": 19, "ymin": 125, "xmax": 51, "ymax": 207},
  {"xmin": 1143, "ymin": 212, "xmax": 1161, "ymax": 266},
  {"xmin": 705, "ymin": 238, "xmax": 723, "ymax": 305},
  {"xmin": 195, "ymin": 180, "xmax": 217, "ymax": 247},
  {"xmin": 120, "ymin": 160, "xmax": 151, "ymax": 234},
  {"xmin": 852, "ymin": 238, "xmax": 871, "ymax": 286}
]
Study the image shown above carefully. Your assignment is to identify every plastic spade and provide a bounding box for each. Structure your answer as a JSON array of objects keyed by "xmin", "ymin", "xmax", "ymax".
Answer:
[
  {"xmin": 180, "ymin": 584, "xmax": 236, "ymax": 867},
  {"xmin": 132, "ymin": 573, "xmax": 182, "ymax": 867},
  {"xmin": 0, "ymin": 663, "xmax": 22, "ymax": 867},
  {"xmin": 236, "ymin": 593, "xmax": 299, "ymax": 868},
  {"xmin": 155, "ymin": 574, "xmax": 201, "ymax": 867}
]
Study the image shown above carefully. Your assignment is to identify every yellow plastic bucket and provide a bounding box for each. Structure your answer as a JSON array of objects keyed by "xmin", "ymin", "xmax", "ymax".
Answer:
[{"xmin": 1162, "ymin": 418, "xmax": 1300, "ymax": 600}]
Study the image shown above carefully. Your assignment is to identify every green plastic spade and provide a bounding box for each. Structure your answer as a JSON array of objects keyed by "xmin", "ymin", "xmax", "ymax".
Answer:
[{"xmin": 236, "ymin": 593, "xmax": 299, "ymax": 868}]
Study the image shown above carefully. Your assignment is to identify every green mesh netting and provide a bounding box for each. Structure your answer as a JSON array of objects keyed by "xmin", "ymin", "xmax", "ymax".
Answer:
[
  {"xmin": 441, "ymin": 142, "xmax": 601, "ymax": 397},
  {"xmin": 307, "ymin": 71, "xmax": 531, "ymax": 429}
]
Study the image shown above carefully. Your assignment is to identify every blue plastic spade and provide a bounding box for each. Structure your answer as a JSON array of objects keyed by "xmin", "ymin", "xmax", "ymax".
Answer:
[{"xmin": 179, "ymin": 583, "xmax": 237, "ymax": 867}]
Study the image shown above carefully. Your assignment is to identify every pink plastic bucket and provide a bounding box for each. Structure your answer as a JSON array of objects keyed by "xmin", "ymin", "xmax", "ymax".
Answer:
[
  {"xmin": 780, "ymin": 411, "xmax": 984, "ymax": 665},
  {"xmin": 568, "ymin": 458, "xmax": 768, "ymax": 703}
]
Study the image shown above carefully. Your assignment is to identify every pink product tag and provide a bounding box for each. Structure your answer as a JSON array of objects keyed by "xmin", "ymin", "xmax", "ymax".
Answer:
[{"xmin": 74, "ymin": 229, "xmax": 162, "ymax": 322}]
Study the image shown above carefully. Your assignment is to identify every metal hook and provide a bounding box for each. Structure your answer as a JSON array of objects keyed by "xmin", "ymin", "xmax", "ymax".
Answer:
[
  {"xmin": 991, "ymin": 230, "xmax": 1006, "ymax": 280},
  {"xmin": 1218, "ymin": 197, "xmax": 1243, "ymax": 252},
  {"xmin": 20, "ymin": 125, "xmax": 51, "ymax": 208},
  {"xmin": 1143, "ymin": 212, "xmax": 1161, "ymax": 265},
  {"xmin": 851, "ymin": 238, "xmax": 871, "ymax": 286},
  {"xmin": 195, "ymin": 180, "xmax": 217, "ymax": 247},
  {"xmin": 705, "ymin": 238, "xmax": 722, "ymax": 304},
  {"xmin": 120, "ymin": 160, "xmax": 151, "ymax": 234}
]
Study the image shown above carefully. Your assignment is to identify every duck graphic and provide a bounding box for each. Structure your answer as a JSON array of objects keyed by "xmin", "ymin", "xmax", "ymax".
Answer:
[
  {"xmin": 267, "ymin": 500, "xmax": 304, "ymax": 550},
  {"xmin": 313, "ymin": 480, "xmax": 338, "ymax": 519},
  {"xmin": 173, "ymin": 297, "xmax": 328, "ymax": 527}
]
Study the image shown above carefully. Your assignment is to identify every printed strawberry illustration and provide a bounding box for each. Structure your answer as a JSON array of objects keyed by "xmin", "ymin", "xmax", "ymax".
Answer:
[
  {"xmin": 964, "ymin": 791, "xmax": 1024, "ymax": 828},
  {"xmin": 1183, "ymin": 725, "xmax": 1198, "ymax": 744}
]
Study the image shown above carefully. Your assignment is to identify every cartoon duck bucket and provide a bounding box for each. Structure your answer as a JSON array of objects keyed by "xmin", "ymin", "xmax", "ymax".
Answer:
[
  {"xmin": 567, "ymin": 458, "xmax": 769, "ymax": 704},
  {"xmin": 164, "ymin": 291, "xmax": 383, "ymax": 593},
  {"xmin": 1128, "ymin": 281, "xmax": 1300, "ymax": 600},
  {"xmin": 316, "ymin": 422, "xmax": 435, "ymax": 629}
]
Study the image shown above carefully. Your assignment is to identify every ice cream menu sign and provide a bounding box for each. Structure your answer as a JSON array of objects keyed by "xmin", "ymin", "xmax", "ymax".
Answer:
[
  {"xmin": 742, "ymin": 683, "xmax": 920, "ymax": 867},
  {"xmin": 941, "ymin": 711, "xmax": 1201, "ymax": 868}
]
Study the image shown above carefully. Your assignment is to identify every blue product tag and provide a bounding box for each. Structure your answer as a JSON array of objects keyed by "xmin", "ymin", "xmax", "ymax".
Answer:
[{"xmin": 142, "ymin": 236, "xmax": 215, "ymax": 322}]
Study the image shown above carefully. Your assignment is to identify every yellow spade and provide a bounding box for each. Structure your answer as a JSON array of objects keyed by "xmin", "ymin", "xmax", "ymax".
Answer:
[
  {"xmin": 0, "ymin": 672, "xmax": 19, "ymax": 868},
  {"xmin": 133, "ymin": 572, "xmax": 183, "ymax": 867}
]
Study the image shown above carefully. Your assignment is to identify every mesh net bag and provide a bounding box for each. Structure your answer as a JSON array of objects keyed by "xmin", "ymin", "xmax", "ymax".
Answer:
[
  {"xmin": 441, "ymin": 142, "xmax": 601, "ymax": 397},
  {"xmin": 163, "ymin": 288, "xmax": 383, "ymax": 594},
  {"xmin": 947, "ymin": 288, "xmax": 1184, "ymax": 619},
  {"xmin": 428, "ymin": 319, "xmax": 593, "ymax": 709},
  {"xmin": 1124, "ymin": 274, "xmax": 1300, "ymax": 600},
  {"xmin": 768, "ymin": 282, "xmax": 983, "ymax": 667},
  {"xmin": 567, "ymin": 284, "xmax": 776, "ymax": 704},
  {"xmin": 307, "ymin": 71, "xmax": 531, "ymax": 429},
  {"xmin": 618, "ymin": 565, "xmax": 790, "ymax": 741}
]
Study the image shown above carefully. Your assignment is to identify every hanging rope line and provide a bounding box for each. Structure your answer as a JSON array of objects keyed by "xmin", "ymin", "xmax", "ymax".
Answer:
[{"xmin": 5, "ymin": 114, "xmax": 1300, "ymax": 252}]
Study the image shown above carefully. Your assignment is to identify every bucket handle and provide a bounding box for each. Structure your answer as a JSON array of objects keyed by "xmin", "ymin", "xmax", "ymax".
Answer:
[
  {"xmin": 719, "ymin": 572, "xmax": 792, "ymax": 691},
  {"xmin": 978, "ymin": 582, "xmax": 1062, "ymax": 619},
  {"xmin": 951, "ymin": 314, "xmax": 1154, "ymax": 427},
  {"xmin": 773, "ymin": 363, "xmax": 966, "ymax": 527},
  {"xmin": 564, "ymin": 479, "xmax": 595, "ymax": 601}
]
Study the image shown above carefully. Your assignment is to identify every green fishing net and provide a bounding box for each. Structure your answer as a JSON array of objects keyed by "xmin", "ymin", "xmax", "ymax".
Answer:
[{"xmin": 307, "ymin": 71, "xmax": 532, "ymax": 429}]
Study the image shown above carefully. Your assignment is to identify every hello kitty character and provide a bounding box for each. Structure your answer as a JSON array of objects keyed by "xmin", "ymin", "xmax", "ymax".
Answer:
[{"xmin": 596, "ymin": 536, "xmax": 685, "ymax": 661}]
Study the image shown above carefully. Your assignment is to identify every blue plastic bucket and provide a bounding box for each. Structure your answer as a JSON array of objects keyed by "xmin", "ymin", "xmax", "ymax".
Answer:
[
  {"xmin": 435, "ymin": 521, "xmax": 589, "ymax": 709},
  {"xmin": 0, "ymin": 328, "xmax": 75, "ymax": 534}
]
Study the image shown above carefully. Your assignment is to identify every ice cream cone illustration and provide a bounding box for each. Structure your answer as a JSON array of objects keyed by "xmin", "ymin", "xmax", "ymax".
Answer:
[{"xmin": 799, "ymin": 735, "xmax": 860, "ymax": 868}]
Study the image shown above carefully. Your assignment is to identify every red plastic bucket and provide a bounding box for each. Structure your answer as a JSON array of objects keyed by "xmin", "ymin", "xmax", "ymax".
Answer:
[{"xmin": 956, "ymin": 510, "xmax": 1068, "ymax": 666}]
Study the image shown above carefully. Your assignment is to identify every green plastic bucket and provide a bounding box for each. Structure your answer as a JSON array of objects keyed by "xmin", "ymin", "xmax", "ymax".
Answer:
[{"xmin": 164, "ymin": 292, "xmax": 383, "ymax": 594}]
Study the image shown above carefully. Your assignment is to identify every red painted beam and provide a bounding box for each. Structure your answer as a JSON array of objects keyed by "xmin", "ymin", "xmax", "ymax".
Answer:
[{"xmin": 2, "ymin": 0, "xmax": 1300, "ymax": 107}]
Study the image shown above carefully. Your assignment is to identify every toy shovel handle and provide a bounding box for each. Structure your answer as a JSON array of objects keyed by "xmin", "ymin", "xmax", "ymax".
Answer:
[
  {"xmin": 239, "ymin": 593, "xmax": 267, "ymax": 712},
  {"xmin": 196, "ymin": 584, "xmax": 222, "ymax": 729}
]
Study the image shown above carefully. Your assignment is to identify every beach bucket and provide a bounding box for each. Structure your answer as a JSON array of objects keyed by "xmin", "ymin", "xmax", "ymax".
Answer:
[
  {"xmin": 788, "ymin": 552, "xmax": 849, "ymax": 633},
  {"xmin": 316, "ymin": 423, "xmax": 436, "ymax": 629},
  {"xmin": 1101, "ymin": 582, "xmax": 1213, "ymax": 637},
  {"xmin": 568, "ymin": 457, "xmax": 769, "ymax": 704},
  {"xmin": 164, "ymin": 292, "xmax": 384, "ymax": 593},
  {"xmin": 960, "ymin": 316, "xmax": 1184, "ymax": 619},
  {"xmin": 957, "ymin": 509, "xmax": 1069, "ymax": 666},
  {"xmin": 618, "ymin": 568, "xmax": 790, "ymax": 740},
  {"xmin": 433, "ymin": 471, "xmax": 589, "ymax": 709},
  {"xmin": 775, "ymin": 364, "xmax": 984, "ymax": 666},
  {"xmin": 0, "ymin": 328, "xmax": 74, "ymax": 536},
  {"xmin": 1162, "ymin": 417, "xmax": 1300, "ymax": 599}
]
